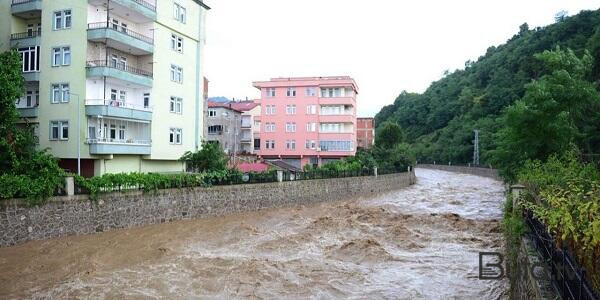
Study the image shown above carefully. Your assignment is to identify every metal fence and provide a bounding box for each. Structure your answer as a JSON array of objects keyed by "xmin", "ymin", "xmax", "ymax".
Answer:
[
  {"xmin": 87, "ymin": 22, "xmax": 154, "ymax": 44},
  {"xmin": 86, "ymin": 60, "xmax": 153, "ymax": 78},
  {"xmin": 525, "ymin": 211, "xmax": 599, "ymax": 300}
]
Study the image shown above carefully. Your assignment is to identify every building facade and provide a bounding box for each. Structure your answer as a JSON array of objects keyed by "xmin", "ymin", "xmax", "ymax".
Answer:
[
  {"xmin": 357, "ymin": 117, "xmax": 375, "ymax": 149},
  {"xmin": 1, "ymin": 0, "xmax": 210, "ymax": 177},
  {"xmin": 253, "ymin": 76, "xmax": 358, "ymax": 168},
  {"xmin": 229, "ymin": 101, "xmax": 260, "ymax": 154},
  {"xmin": 205, "ymin": 102, "xmax": 242, "ymax": 155}
]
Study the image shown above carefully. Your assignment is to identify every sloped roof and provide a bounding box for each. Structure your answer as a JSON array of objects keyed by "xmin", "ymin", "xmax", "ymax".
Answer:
[
  {"xmin": 229, "ymin": 101, "xmax": 260, "ymax": 112},
  {"xmin": 207, "ymin": 101, "xmax": 243, "ymax": 113},
  {"xmin": 236, "ymin": 163, "xmax": 270, "ymax": 173}
]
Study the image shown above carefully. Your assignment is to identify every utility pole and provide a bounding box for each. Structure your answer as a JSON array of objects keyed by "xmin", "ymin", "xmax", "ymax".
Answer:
[{"xmin": 473, "ymin": 129, "xmax": 480, "ymax": 166}]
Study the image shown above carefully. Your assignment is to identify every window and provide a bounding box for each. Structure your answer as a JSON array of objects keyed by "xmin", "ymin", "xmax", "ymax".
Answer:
[
  {"xmin": 170, "ymin": 97, "xmax": 183, "ymax": 113},
  {"xmin": 110, "ymin": 124, "xmax": 116, "ymax": 139},
  {"xmin": 319, "ymin": 140, "xmax": 353, "ymax": 152},
  {"xmin": 286, "ymin": 87, "xmax": 296, "ymax": 97},
  {"xmin": 208, "ymin": 125, "xmax": 223, "ymax": 134},
  {"xmin": 305, "ymin": 87, "xmax": 317, "ymax": 97},
  {"xmin": 265, "ymin": 122, "xmax": 275, "ymax": 132},
  {"xmin": 306, "ymin": 122, "xmax": 316, "ymax": 132},
  {"xmin": 52, "ymin": 47, "xmax": 70, "ymax": 66},
  {"xmin": 285, "ymin": 122, "xmax": 296, "ymax": 132},
  {"xmin": 305, "ymin": 140, "xmax": 317, "ymax": 150},
  {"xmin": 170, "ymin": 128, "xmax": 182, "ymax": 144},
  {"xmin": 51, "ymin": 84, "xmax": 69, "ymax": 103},
  {"xmin": 286, "ymin": 105, "xmax": 296, "ymax": 115},
  {"xmin": 208, "ymin": 109, "xmax": 217, "ymax": 117},
  {"xmin": 321, "ymin": 105, "xmax": 348, "ymax": 115},
  {"xmin": 306, "ymin": 104, "xmax": 317, "ymax": 115},
  {"xmin": 321, "ymin": 88, "xmax": 342, "ymax": 98},
  {"xmin": 143, "ymin": 93, "xmax": 150, "ymax": 108},
  {"xmin": 53, "ymin": 10, "xmax": 72, "ymax": 30},
  {"xmin": 174, "ymin": 3, "xmax": 186, "ymax": 23},
  {"xmin": 265, "ymin": 140, "xmax": 275, "ymax": 149},
  {"xmin": 118, "ymin": 125, "xmax": 126, "ymax": 140},
  {"xmin": 60, "ymin": 121, "xmax": 69, "ymax": 140},
  {"xmin": 286, "ymin": 140, "xmax": 296, "ymax": 150},
  {"xmin": 19, "ymin": 46, "xmax": 40, "ymax": 72},
  {"xmin": 320, "ymin": 123, "xmax": 342, "ymax": 133},
  {"xmin": 50, "ymin": 121, "xmax": 59, "ymax": 140},
  {"xmin": 265, "ymin": 105, "xmax": 276, "ymax": 115},
  {"xmin": 170, "ymin": 65, "xmax": 183, "ymax": 83},
  {"xmin": 171, "ymin": 34, "xmax": 183, "ymax": 53},
  {"xmin": 266, "ymin": 88, "xmax": 276, "ymax": 97}
]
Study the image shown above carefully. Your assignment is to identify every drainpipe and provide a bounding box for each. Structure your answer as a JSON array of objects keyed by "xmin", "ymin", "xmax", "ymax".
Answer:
[{"xmin": 194, "ymin": 10, "xmax": 204, "ymax": 151}]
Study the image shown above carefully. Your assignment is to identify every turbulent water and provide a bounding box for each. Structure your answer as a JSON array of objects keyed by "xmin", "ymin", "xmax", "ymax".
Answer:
[{"xmin": 0, "ymin": 169, "xmax": 508, "ymax": 299}]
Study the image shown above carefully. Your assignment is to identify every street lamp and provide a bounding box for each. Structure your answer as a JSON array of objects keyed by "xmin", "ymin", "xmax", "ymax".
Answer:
[{"xmin": 70, "ymin": 92, "xmax": 81, "ymax": 176}]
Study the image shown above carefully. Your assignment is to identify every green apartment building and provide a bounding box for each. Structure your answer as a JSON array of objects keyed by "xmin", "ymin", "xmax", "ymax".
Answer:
[{"xmin": 0, "ymin": 0, "xmax": 210, "ymax": 176}]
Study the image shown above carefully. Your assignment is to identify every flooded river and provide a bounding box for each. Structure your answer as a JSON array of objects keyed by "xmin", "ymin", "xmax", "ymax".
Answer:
[{"xmin": 0, "ymin": 169, "xmax": 508, "ymax": 299}]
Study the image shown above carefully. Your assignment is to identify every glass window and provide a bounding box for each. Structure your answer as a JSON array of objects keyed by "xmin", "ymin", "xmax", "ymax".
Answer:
[
  {"xmin": 266, "ymin": 88, "xmax": 276, "ymax": 97},
  {"xmin": 174, "ymin": 3, "xmax": 186, "ymax": 23},
  {"xmin": 143, "ymin": 93, "xmax": 150, "ymax": 108},
  {"xmin": 62, "ymin": 47, "xmax": 71, "ymax": 65},
  {"xmin": 286, "ymin": 87, "xmax": 296, "ymax": 97},
  {"xmin": 118, "ymin": 125, "xmax": 126, "ymax": 140},
  {"xmin": 64, "ymin": 10, "xmax": 72, "ymax": 28},
  {"xmin": 52, "ymin": 84, "xmax": 60, "ymax": 103},
  {"xmin": 208, "ymin": 109, "xmax": 216, "ymax": 117},
  {"xmin": 50, "ymin": 121, "xmax": 59, "ymax": 140},
  {"xmin": 305, "ymin": 87, "xmax": 316, "ymax": 97},
  {"xmin": 52, "ymin": 48, "xmax": 61, "ymax": 66},
  {"xmin": 61, "ymin": 84, "xmax": 70, "ymax": 102},
  {"xmin": 286, "ymin": 105, "xmax": 296, "ymax": 115},
  {"xmin": 60, "ymin": 121, "xmax": 69, "ymax": 140},
  {"xmin": 54, "ymin": 11, "xmax": 63, "ymax": 30}
]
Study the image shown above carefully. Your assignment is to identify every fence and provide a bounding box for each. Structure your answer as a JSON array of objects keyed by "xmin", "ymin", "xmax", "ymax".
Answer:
[
  {"xmin": 87, "ymin": 22, "xmax": 154, "ymax": 44},
  {"xmin": 525, "ymin": 211, "xmax": 599, "ymax": 300},
  {"xmin": 86, "ymin": 60, "xmax": 153, "ymax": 78}
]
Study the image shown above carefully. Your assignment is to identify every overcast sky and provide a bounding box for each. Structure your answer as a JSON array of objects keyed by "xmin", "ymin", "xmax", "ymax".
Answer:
[{"xmin": 204, "ymin": 0, "xmax": 600, "ymax": 117}]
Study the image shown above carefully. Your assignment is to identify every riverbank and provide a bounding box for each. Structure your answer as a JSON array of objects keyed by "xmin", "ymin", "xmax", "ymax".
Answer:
[{"xmin": 0, "ymin": 171, "xmax": 415, "ymax": 247}]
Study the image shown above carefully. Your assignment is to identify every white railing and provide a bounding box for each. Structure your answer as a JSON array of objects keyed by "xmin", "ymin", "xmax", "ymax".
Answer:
[
  {"xmin": 87, "ymin": 138, "xmax": 151, "ymax": 145},
  {"xmin": 85, "ymin": 99, "xmax": 153, "ymax": 112}
]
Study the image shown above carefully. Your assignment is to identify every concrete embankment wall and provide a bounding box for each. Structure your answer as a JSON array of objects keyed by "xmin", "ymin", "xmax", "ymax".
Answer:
[
  {"xmin": 417, "ymin": 164, "xmax": 501, "ymax": 180},
  {"xmin": 0, "ymin": 171, "xmax": 415, "ymax": 247}
]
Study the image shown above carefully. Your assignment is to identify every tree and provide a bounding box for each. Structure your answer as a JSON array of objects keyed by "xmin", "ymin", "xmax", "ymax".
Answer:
[
  {"xmin": 375, "ymin": 121, "xmax": 405, "ymax": 149},
  {"xmin": 491, "ymin": 47, "xmax": 600, "ymax": 179},
  {"xmin": 0, "ymin": 50, "xmax": 25, "ymax": 173},
  {"xmin": 180, "ymin": 142, "xmax": 229, "ymax": 173}
]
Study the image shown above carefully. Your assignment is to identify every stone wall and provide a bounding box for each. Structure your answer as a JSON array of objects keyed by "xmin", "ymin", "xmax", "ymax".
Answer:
[
  {"xmin": 417, "ymin": 164, "xmax": 500, "ymax": 180},
  {"xmin": 0, "ymin": 171, "xmax": 415, "ymax": 247},
  {"xmin": 513, "ymin": 236, "xmax": 557, "ymax": 299}
]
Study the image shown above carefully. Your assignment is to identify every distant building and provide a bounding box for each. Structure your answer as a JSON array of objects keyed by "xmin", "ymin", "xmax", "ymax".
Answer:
[
  {"xmin": 229, "ymin": 101, "xmax": 261, "ymax": 154},
  {"xmin": 205, "ymin": 102, "xmax": 242, "ymax": 155},
  {"xmin": 357, "ymin": 117, "xmax": 375, "ymax": 149},
  {"xmin": 253, "ymin": 76, "xmax": 358, "ymax": 168}
]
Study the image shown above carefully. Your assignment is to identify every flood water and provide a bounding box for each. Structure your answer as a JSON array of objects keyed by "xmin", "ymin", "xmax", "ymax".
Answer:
[{"xmin": 0, "ymin": 169, "xmax": 508, "ymax": 299}]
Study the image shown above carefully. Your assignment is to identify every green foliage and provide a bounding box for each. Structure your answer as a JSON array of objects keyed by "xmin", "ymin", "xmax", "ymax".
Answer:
[
  {"xmin": 75, "ymin": 169, "xmax": 241, "ymax": 200},
  {"xmin": 374, "ymin": 10, "xmax": 600, "ymax": 165},
  {"xmin": 180, "ymin": 142, "xmax": 229, "ymax": 173},
  {"xmin": 375, "ymin": 121, "xmax": 405, "ymax": 149},
  {"xmin": 502, "ymin": 194, "xmax": 527, "ymax": 293},
  {"xmin": 0, "ymin": 50, "xmax": 64, "ymax": 204},
  {"xmin": 491, "ymin": 47, "xmax": 600, "ymax": 179},
  {"xmin": 373, "ymin": 143, "xmax": 415, "ymax": 172}
]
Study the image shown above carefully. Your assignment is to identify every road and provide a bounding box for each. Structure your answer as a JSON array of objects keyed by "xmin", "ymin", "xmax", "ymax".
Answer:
[{"xmin": 0, "ymin": 168, "xmax": 508, "ymax": 299}]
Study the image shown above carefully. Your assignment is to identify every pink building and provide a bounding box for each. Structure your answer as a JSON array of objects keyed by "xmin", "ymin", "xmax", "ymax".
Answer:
[{"xmin": 253, "ymin": 76, "xmax": 358, "ymax": 168}]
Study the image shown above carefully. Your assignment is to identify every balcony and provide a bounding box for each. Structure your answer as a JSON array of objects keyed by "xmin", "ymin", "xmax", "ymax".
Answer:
[
  {"xmin": 23, "ymin": 71, "xmax": 40, "ymax": 82},
  {"xmin": 11, "ymin": 0, "xmax": 41, "ymax": 18},
  {"xmin": 89, "ymin": 0, "xmax": 156, "ymax": 21},
  {"xmin": 85, "ymin": 99, "xmax": 152, "ymax": 121},
  {"xmin": 86, "ymin": 60, "xmax": 153, "ymax": 87},
  {"xmin": 319, "ymin": 97, "xmax": 356, "ymax": 106},
  {"xmin": 18, "ymin": 106, "xmax": 38, "ymax": 118},
  {"xmin": 318, "ymin": 114, "xmax": 355, "ymax": 123},
  {"xmin": 88, "ymin": 138, "xmax": 151, "ymax": 155},
  {"xmin": 10, "ymin": 31, "xmax": 41, "ymax": 48},
  {"xmin": 240, "ymin": 135, "xmax": 252, "ymax": 143},
  {"xmin": 87, "ymin": 22, "xmax": 154, "ymax": 55}
]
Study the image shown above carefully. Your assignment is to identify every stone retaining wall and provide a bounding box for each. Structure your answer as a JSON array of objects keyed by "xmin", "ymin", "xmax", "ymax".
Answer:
[
  {"xmin": 513, "ymin": 236, "xmax": 557, "ymax": 299},
  {"xmin": 0, "ymin": 171, "xmax": 415, "ymax": 247},
  {"xmin": 417, "ymin": 164, "xmax": 500, "ymax": 180}
]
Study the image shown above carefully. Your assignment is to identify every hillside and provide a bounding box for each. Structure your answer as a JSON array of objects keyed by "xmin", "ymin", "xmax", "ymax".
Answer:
[{"xmin": 375, "ymin": 9, "xmax": 600, "ymax": 165}]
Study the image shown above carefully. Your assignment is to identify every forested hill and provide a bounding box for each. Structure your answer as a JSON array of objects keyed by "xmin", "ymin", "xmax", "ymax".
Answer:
[{"xmin": 375, "ymin": 9, "xmax": 600, "ymax": 165}]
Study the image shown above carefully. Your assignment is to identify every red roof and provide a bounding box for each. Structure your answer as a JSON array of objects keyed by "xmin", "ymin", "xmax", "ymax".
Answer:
[
  {"xmin": 207, "ymin": 101, "xmax": 243, "ymax": 113},
  {"xmin": 229, "ymin": 101, "xmax": 260, "ymax": 112},
  {"xmin": 236, "ymin": 163, "xmax": 269, "ymax": 173}
]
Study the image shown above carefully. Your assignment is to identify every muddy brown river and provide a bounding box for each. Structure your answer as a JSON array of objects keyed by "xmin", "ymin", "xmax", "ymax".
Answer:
[{"xmin": 0, "ymin": 169, "xmax": 508, "ymax": 299}]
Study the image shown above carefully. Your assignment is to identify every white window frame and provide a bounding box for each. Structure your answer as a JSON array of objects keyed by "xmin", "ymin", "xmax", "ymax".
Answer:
[
  {"xmin": 306, "ymin": 122, "xmax": 316, "ymax": 132},
  {"xmin": 59, "ymin": 121, "xmax": 69, "ymax": 140},
  {"xmin": 51, "ymin": 83, "xmax": 69, "ymax": 103},
  {"xmin": 170, "ymin": 64, "xmax": 183, "ymax": 83},
  {"xmin": 266, "ymin": 88, "xmax": 276, "ymax": 97},
  {"xmin": 208, "ymin": 109, "xmax": 217, "ymax": 117},
  {"xmin": 286, "ymin": 122, "xmax": 296, "ymax": 133},
  {"xmin": 286, "ymin": 104, "xmax": 296, "ymax": 115},
  {"xmin": 170, "ymin": 128, "xmax": 183, "ymax": 145},
  {"xmin": 19, "ymin": 46, "xmax": 40, "ymax": 72},
  {"xmin": 174, "ymin": 3, "xmax": 186, "ymax": 24},
  {"xmin": 50, "ymin": 121, "xmax": 60, "ymax": 140},
  {"xmin": 305, "ymin": 87, "xmax": 316, "ymax": 97},
  {"xmin": 306, "ymin": 104, "xmax": 316, "ymax": 115},
  {"xmin": 171, "ymin": 34, "xmax": 183, "ymax": 53},
  {"xmin": 170, "ymin": 96, "xmax": 183, "ymax": 114},
  {"xmin": 53, "ymin": 10, "xmax": 72, "ymax": 30},
  {"xmin": 286, "ymin": 87, "xmax": 296, "ymax": 97},
  {"xmin": 52, "ymin": 46, "xmax": 71, "ymax": 66}
]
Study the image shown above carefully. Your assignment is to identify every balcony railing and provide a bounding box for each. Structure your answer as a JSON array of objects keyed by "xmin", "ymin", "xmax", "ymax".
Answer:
[
  {"xmin": 11, "ymin": 0, "xmax": 37, "ymax": 5},
  {"xmin": 86, "ymin": 60, "xmax": 153, "ymax": 78},
  {"xmin": 87, "ymin": 22, "xmax": 153, "ymax": 45},
  {"xmin": 130, "ymin": 0, "xmax": 156, "ymax": 12},
  {"xmin": 86, "ymin": 99, "xmax": 152, "ymax": 112},
  {"xmin": 10, "ymin": 31, "xmax": 40, "ymax": 40},
  {"xmin": 87, "ymin": 138, "xmax": 151, "ymax": 145}
]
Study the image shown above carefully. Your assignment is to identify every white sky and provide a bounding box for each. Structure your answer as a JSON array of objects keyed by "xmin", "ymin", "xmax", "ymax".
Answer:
[{"xmin": 204, "ymin": 0, "xmax": 600, "ymax": 117}]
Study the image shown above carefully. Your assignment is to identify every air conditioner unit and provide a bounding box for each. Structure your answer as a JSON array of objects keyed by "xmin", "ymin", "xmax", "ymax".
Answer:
[{"xmin": 316, "ymin": 147, "xmax": 321, "ymax": 152}]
